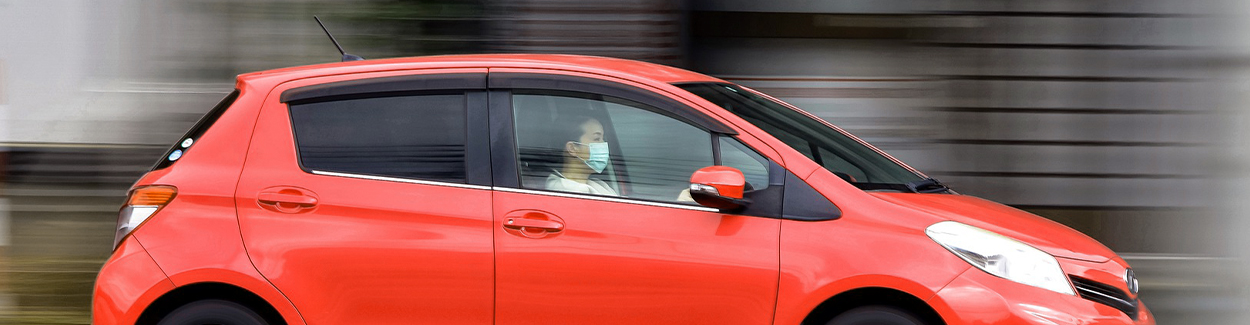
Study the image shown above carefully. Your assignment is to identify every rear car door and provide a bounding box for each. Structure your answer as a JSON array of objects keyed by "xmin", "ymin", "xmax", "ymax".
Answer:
[
  {"xmin": 234, "ymin": 70, "xmax": 493, "ymax": 324},
  {"xmin": 489, "ymin": 72, "xmax": 784, "ymax": 324}
]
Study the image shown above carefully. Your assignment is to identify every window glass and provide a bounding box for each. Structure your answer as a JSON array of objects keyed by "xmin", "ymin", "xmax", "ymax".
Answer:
[
  {"xmin": 678, "ymin": 83, "xmax": 926, "ymax": 191},
  {"xmin": 513, "ymin": 91, "xmax": 713, "ymax": 203},
  {"xmin": 816, "ymin": 146, "xmax": 866, "ymax": 182},
  {"xmin": 290, "ymin": 94, "xmax": 467, "ymax": 183},
  {"xmin": 719, "ymin": 137, "xmax": 770, "ymax": 191}
]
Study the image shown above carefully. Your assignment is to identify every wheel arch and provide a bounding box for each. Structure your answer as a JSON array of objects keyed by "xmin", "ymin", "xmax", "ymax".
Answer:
[
  {"xmin": 800, "ymin": 287, "xmax": 946, "ymax": 325},
  {"xmin": 135, "ymin": 282, "xmax": 286, "ymax": 325}
]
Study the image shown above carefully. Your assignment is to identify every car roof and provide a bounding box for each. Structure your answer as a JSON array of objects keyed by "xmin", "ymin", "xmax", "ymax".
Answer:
[{"xmin": 237, "ymin": 54, "xmax": 726, "ymax": 86}]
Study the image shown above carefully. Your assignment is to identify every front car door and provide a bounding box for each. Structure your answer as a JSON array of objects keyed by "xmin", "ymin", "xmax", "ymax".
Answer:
[
  {"xmin": 489, "ymin": 71, "xmax": 785, "ymax": 324},
  {"xmin": 234, "ymin": 70, "xmax": 494, "ymax": 324}
]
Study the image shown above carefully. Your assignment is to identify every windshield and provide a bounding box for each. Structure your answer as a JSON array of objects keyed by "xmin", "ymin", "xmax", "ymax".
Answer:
[{"xmin": 677, "ymin": 83, "xmax": 947, "ymax": 193}]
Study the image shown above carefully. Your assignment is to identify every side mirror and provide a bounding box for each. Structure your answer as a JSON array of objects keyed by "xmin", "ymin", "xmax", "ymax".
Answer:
[{"xmin": 689, "ymin": 166, "xmax": 751, "ymax": 211}]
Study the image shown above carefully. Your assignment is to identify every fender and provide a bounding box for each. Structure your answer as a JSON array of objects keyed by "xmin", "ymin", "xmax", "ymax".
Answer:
[
  {"xmin": 164, "ymin": 270, "xmax": 307, "ymax": 325},
  {"xmin": 778, "ymin": 272, "xmax": 964, "ymax": 325}
]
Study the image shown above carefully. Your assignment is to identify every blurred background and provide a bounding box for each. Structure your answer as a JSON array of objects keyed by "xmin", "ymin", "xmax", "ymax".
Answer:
[{"xmin": 2, "ymin": 0, "xmax": 1249, "ymax": 323}]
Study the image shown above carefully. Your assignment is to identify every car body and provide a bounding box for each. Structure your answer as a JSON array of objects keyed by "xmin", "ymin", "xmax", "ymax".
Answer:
[{"xmin": 93, "ymin": 54, "xmax": 1154, "ymax": 325}]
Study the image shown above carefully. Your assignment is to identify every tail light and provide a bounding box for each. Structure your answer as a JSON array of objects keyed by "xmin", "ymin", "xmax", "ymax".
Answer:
[{"xmin": 114, "ymin": 185, "xmax": 177, "ymax": 250}]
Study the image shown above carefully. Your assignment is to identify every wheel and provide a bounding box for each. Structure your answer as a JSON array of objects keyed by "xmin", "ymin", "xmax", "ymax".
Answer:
[
  {"xmin": 827, "ymin": 306, "xmax": 928, "ymax": 325},
  {"xmin": 157, "ymin": 299, "xmax": 269, "ymax": 325}
]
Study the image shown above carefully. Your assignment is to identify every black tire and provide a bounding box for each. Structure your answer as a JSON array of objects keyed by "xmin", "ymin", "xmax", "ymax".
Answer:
[
  {"xmin": 827, "ymin": 306, "xmax": 928, "ymax": 325},
  {"xmin": 156, "ymin": 299, "xmax": 269, "ymax": 325}
]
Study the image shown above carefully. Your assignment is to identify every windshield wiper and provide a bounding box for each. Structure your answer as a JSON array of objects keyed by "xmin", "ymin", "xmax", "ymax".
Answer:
[{"xmin": 905, "ymin": 178, "xmax": 951, "ymax": 194}]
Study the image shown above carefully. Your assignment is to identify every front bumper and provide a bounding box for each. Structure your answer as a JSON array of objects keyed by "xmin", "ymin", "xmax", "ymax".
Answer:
[{"xmin": 929, "ymin": 268, "xmax": 1154, "ymax": 325}]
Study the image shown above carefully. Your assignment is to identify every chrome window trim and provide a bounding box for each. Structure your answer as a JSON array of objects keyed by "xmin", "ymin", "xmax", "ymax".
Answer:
[
  {"xmin": 493, "ymin": 187, "xmax": 719, "ymax": 212},
  {"xmin": 311, "ymin": 170, "xmax": 718, "ymax": 212},
  {"xmin": 311, "ymin": 170, "xmax": 492, "ymax": 191}
]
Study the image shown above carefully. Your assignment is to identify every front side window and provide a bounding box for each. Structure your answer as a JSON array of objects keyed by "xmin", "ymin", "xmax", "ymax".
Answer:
[
  {"xmin": 512, "ymin": 91, "xmax": 714, "ymax": 203},
  {"xmin": 719, "ymin": 136, "xmax": 770, "ymax": 191},
  {"xmin": 678, "ymin": 83, "xmax": 945, "ymax": 193},
  {"xmin": 289, "ymin": 93, "xmax": 468, "ymax": 183}
]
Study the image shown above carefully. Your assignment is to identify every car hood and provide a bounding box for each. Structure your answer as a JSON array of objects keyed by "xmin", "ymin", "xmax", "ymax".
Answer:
[{"xmin": 870, "ymin": 192, "xmax": 1116, "ymax": 263}]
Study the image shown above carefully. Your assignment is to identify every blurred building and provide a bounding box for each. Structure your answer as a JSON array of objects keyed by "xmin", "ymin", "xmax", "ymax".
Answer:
[{"xmin": 1, "ymin": 0, "xmax": 1245, "ymax": 323}]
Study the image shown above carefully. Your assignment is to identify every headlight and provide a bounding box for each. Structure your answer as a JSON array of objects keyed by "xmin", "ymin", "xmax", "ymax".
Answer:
[{"xmin": 925, "ymin": 221, "xmax": 1074, "ymax": 295}]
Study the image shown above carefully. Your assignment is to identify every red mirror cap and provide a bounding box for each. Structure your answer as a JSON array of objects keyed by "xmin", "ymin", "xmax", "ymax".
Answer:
[{"xmin": 690, "ymin": 166, "xmax": 746, "ymax": 199}]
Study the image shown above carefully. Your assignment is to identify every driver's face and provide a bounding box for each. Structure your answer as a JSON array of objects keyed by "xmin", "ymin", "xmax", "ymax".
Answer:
[{"xmin": 572, "ymin": 119, "xmax": 605, "ymax": 157}]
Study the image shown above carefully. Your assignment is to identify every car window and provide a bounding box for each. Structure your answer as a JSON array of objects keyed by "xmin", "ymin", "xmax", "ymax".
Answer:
[
  {"xmin": 513, "ymin": 91, "xmax": 713, "ymax": 203},
  {"xmin": 289, "ymin": 93, "xmax": 468, "ymax": 183},
  {"xmin": 719, "ymin": 137, "xmax": 770, "ymax": 191}
]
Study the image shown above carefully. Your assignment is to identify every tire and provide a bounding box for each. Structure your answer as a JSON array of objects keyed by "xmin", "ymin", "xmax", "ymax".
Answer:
[
  {"xmin": 156, "ymin": 299, "xmax": 270, "ymax": 325},
  {"xmin": 827, "ymin": 306, "xmax": 928, "ymax": 325}
]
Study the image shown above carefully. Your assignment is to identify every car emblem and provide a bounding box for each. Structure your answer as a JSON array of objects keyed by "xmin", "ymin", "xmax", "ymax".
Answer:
[{"xmin": 1125, "ymin": 269, "xmax": 1140, "ymax": 295}]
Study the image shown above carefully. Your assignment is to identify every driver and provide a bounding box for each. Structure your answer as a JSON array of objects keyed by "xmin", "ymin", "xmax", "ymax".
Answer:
[{"xmin": 546, "ymin": 115, "xmax": 619, "ymax": 196}]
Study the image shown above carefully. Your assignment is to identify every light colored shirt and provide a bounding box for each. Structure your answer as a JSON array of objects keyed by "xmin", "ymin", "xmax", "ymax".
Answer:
[{"xmin": 546, "ymin": 171, "xmax": 618, "ymax": 196}]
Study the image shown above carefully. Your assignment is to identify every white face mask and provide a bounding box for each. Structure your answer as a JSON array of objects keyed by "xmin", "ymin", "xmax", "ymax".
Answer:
[{"xmin": 574, "ymin": 141, "xmax": 610, "ymax": 173}]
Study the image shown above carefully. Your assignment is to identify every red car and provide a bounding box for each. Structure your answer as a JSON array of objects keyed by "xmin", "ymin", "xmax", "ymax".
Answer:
[{"xmin": 93, "ymin": 54, "xmax": 1153, "ymax": 325}]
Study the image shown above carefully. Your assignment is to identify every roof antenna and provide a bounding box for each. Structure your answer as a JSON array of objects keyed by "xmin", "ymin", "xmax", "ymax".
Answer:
[{"xmin": 314, "ymin": 16, "xmax": 364, "ymax": 62}]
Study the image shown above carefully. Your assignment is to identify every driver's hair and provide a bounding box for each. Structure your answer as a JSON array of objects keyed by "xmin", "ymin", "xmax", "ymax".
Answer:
[{"xmin": 550, "ymin": 114, "xmax": 600, "ymax": 157}]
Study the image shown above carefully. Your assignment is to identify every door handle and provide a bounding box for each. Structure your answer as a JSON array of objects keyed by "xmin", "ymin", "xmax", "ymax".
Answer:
[
  {"xmin": 258, "ymin": 192, "xmax": 318, "ymax": 206},
  {"xmin": 501, "ymin": 210, "xmax": 565, "ymax": 239},
  {"xmin": 504, "ymin": 217, "xmax": 564, "ymax": 231},
  {"xmin": 257, "ymin": 186, "xmax": 319, "ymax": 214}
]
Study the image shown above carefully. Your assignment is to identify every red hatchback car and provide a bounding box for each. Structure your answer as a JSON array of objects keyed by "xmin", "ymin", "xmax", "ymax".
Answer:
[{"xmin": 93, "ymin": 54, "xmax": 1154, "ymax": 325}]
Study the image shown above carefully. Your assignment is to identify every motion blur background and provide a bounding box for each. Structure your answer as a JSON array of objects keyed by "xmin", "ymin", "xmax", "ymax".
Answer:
[{"xmin": 2, "ymin": 0, "xmax": 1249, "ymax": 323}]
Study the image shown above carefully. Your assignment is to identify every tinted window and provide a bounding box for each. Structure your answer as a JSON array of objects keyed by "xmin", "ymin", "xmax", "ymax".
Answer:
[
  {"xmin": 290, "ymin": 94, "xmax": 467, "ymax": 183},
  {"xmin": 512, "ymin": 91, "xmax": 713, "ymax": 203}
]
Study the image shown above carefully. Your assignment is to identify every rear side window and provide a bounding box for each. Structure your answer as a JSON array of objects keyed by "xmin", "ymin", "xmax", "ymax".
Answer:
[
  {"xmin": 289, "ymin": 93, "xmax": 468, "ymax": 183},
  {"xmin": 152, "ymin": 89, "xmax": 240, "ymax": 171}
]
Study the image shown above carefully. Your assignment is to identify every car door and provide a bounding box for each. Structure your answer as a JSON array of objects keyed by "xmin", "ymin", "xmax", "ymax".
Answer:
[
  {"xmin": 489, "ymin": 72, "xmax": 784, "ymax": 324},
  {"xmin": 234, "ymin": 70, "xmax": 494, "ymax": 324}
]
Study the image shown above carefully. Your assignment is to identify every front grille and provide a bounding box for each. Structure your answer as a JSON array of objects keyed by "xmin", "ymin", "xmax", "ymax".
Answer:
[{"xmin": 1070, "ymin": 276, "xmax": 1139, "ymax": 320}]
